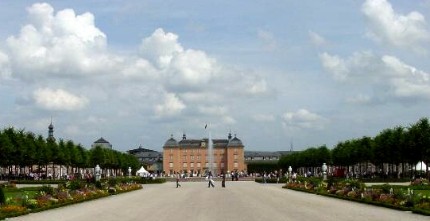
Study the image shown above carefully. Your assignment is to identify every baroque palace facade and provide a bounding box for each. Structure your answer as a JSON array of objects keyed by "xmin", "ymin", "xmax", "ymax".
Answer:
[{"xmin": 163, "ymin": 133, "xmax": 245, "ymax": 176}]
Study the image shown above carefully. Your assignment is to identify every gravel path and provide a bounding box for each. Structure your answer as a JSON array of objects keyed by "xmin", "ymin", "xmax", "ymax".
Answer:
[{"xmin": 7, "ymin": 181, "xmax": 429, "ymax": 221}]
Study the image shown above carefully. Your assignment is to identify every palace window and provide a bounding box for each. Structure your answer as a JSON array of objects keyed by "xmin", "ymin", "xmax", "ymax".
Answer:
[
  {"xmin": 234, "ymin": 162, "xmax": 238, "ymax": 168},
  {"xmin": 169, "ymin": 163, "xmax": 173, "ymax": 168}
]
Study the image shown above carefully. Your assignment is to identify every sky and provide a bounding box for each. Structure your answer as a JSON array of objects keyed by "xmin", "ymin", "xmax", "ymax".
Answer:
[{"xmin": 0, "ymin": 0, "xmax": 429, "ymax": 152}]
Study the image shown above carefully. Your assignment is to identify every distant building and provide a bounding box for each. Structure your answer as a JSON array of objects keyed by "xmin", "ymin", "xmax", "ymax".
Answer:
[
  {"xmin": 245, "ymin": 151, "xmax": 295, "ymax": 162},
  {"xmin": 128, "ymin": 145, "xmax": 163, "ymax": 172},
  {"xmin": 91, "ymin": 137, "xmax": 113, "ymax": 149},
  {"xmin": 163, "ymin": 132, "xmax": 245, "ymax": 176}
]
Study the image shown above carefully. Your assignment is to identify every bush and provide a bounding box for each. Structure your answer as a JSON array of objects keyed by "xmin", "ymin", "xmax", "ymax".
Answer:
[
  {"xmin": 108, "ymin": 178, "xmax": 118, "ymax": 187},
  {"xmin": 380, "ymin": 184, "xmax": 391, "ymax": 194},
  {"xmin": 67, "ymin": 180, "xmax": 84, "ymax": 191},
  {"xmin": 39, "ymin": 185, "xmax": 54, "ymax": 195},
  {"xmin": 95, "ymin": 181, "xmax": 103, "ymax": 189},
  {"xmin": 0, "ymin": 187, "xmax": 5, "ymax": 205},
  {"xmin": 254, "ymin": 177, "xmax": 288, "ymax": 183}
]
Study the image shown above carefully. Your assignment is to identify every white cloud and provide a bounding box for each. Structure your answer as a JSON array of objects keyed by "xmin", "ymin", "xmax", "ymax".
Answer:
[
  {"xmin": 257, "ymin": 29, "xmax": 277, "ymax": 51},
  {"xmin": 0, "ymin": 51, "xmax": 11, "ymax": 79},
  {"xmin": 282, "ymin": 109, "xmax": 329, "ymax": 130},
  {"xmin": 0, "ymin": 2, "xmax": 273, "ymax": 149},
  {"xmin": 321, "ymin": 51, "xmax": 430, "ymax": 101},
  {"xmin": 362, "ymin": 0, "xmax": 430, "ymax": 52},
  {"xmin": 321, "ymin": 51, "xmax": 387, "ymax": 82},
  {"xmin": 139, "ymin": 28, "xmax": 184, "ymax": 68},
  {"xmin": 346, "ymin": 94, "xmax": 372, "ymax": 105},
  {"xmin": 247, "ymin": 79, "xmax": 268, "ymax": 95},
  {"xmin": 6, "ymin": 2, "xmax": 112, "ymax": 80},
  {"xmin": 139, "ymin": 28, "xmax": 219, "ymax": 90},
  {"xmin": 168, "ymin": 49, "xmax": 216, "ymax": 87},
  {"xmin": 197, "ymin": 105, "xmax": 236, "ymax": 125},
  {"xmin": 252, "ymin": 114, "xmax": 275, "ymax": 122},
  {"xmin": 382, "ymin": 56, "xmax": 430, "ymax": 98},
  {"xmin": 33, "ymin": 88, "xmax": 89, "ymax": 111},
  {"xmin": 308, "ymin": 31, "xmax": 327, "ymax": 47},
  {"xmin": 154, "ymin": 93, "xmax": 186, "ymax": 117},
  {"xmin": 319, "ymin": 52, "xmax": 349, "ymax": 81}
]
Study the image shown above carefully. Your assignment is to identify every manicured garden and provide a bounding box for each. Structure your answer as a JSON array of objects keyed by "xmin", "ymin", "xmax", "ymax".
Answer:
[
  {"xmin": 0, "ymin": 178, "xmax": 147, "ymax": 220},
  {"xmin": 283, "ymin": 177, "xmax": 430, "ymax": 216}
]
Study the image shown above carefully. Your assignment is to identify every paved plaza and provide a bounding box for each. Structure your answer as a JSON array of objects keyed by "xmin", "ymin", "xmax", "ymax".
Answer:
[{"xmin": 8, "ymin": 181, "xmax": 429, "ymax": 221}]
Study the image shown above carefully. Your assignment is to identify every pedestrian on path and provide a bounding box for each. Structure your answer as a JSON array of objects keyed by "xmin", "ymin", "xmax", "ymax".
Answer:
[
  {"xmin": 207, "ymin": 171, "xmax": 215, "ymax": 188},
  {"xmin": 221, "ymin": 171, "xmax": 226, "ymax": 188},
  {"xmin": 176, "ymin": 174, "xmax": 181, "ymax": 188}
]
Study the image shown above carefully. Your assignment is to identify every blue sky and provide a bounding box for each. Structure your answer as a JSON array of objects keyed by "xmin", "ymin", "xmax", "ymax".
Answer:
[{"xmin": 0, "ymin": 0, "xmax": 429, "ymax": 152}]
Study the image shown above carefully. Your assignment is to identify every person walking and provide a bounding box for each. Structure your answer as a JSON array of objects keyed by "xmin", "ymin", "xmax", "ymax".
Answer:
[
  {"xmin": 176, "ymin": 174, "xmax": 181, "ymax": 188},
  {"xmin": 207, "ymin": 171, "xmax": 215, "ymax": 188},
  {"xmin": 221, "ymin": 171, "xmax": 226, "ymax": 188}
]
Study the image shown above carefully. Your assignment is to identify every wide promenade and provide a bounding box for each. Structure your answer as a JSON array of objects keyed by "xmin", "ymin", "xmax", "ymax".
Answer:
[{"xmin": 8, "ymin": 181, "xmax": 429, "ymax": 221}]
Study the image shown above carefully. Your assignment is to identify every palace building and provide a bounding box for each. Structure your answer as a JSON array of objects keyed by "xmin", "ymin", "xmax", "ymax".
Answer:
[{"xmin": 163, "ymin": 132, "xmax": 245, "ymax": 176}]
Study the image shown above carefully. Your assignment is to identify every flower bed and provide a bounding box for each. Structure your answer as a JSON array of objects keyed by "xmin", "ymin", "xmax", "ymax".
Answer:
[
  {"xmin": 283, "ymin": 178, "xmax": 430, "ymax": 216},
  {"xmin": 0, "ymin": 180, "xmax": 142, "ymax": 220}
]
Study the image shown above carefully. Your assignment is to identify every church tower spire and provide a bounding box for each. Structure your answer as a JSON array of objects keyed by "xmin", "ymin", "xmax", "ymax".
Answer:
[{"xmin": 48, "ymin": 117, "xmax": 55, "ymax": 141}]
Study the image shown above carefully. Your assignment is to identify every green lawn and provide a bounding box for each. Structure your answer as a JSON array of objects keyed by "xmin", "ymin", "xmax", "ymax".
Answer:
[{"xmin": 3, "ymin": 188, "xmax": 40, "ymax": 205}]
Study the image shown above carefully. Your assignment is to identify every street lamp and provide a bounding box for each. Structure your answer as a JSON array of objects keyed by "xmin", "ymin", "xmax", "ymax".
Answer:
[
  {"xmin": 322, "ymin": 163, "xmax": 328, "ymax": 181},
  {"xmin": 95, "ymin": 164, "xmax": 101, "ymax": 182},
  {"xmin": 288, "ymin": 166, "xmax": 292, "ymax": 182},
  {"xmin": 128, "ymin": 167, "xmax": 132, "ymax": 178}
]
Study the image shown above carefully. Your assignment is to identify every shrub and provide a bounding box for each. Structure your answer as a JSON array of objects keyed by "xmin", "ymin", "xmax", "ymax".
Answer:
[
  {"xmin": 39, "ymin": 185, "xmax": 54, "ymax": 195},
  {"xmin": 95, "ymin": 181, "xmax": 103, "ymax": 189},
  {"xmin": 0, "ymin": 187, "xmax": 5, "ymax": 205},
  {"xmin": 67, "ymin": 180, "xmax": 84, "ymax": 191},
  {"xmin": 108, "ymin": 179, "xmax": 117, "ymax": 187},
  {"xmin": 380, "ymin": 184, "xmax": 392, "ymax": 194}
]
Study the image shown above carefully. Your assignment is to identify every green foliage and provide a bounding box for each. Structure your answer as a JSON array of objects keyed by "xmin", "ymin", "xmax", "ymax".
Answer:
[
  {"xmin": 279, "ymin": 145, "xmax": 331, "ymax": 171},
  {"xmin": 139, "ymin": 178, "xmax": 166, "ymax": 184},
  {"xmin": 95, "ymin": 181, "xmax": 103, "ymax": 189},
  {"xmin": 108, "ymin": 178, "xmax": 118, "ymax": 187},
  {"xmin": 254, "ymin": 177, "xmax": 288, "ymax": 183},
  {"xmin": 67, "ymin": 180, "xmax": 84, "ymax": 191},
  {"xmin": 0, "ymin": 187, "xmax": 5, "ymax": 205},
  {"xmin": 0, "ymin": 127, "xmax": 140, "ymax": 176},
  {"xmin": 380, "ymin": 184, "xmax": 391, "ymax": 194},
  {"xmin": 39, "ymin": 185, "xmax": 54, "ymax": 195},
  {"xmin": 342, "ymin": 179, "xmax": 364, "ymax": 189},
  {"xmin": 14, "ymin": 180, "xmax": 65, "ymax": 185}
]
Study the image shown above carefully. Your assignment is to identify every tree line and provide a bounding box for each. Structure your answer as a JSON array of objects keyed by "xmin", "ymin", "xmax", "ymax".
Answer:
[
  {"xmin": 278, "ymin": 118, "xmax": 430, "ymax": 178},
  {"xmin": 0, "ymin": 127, "xmax": 140, "ymax": 179}
]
